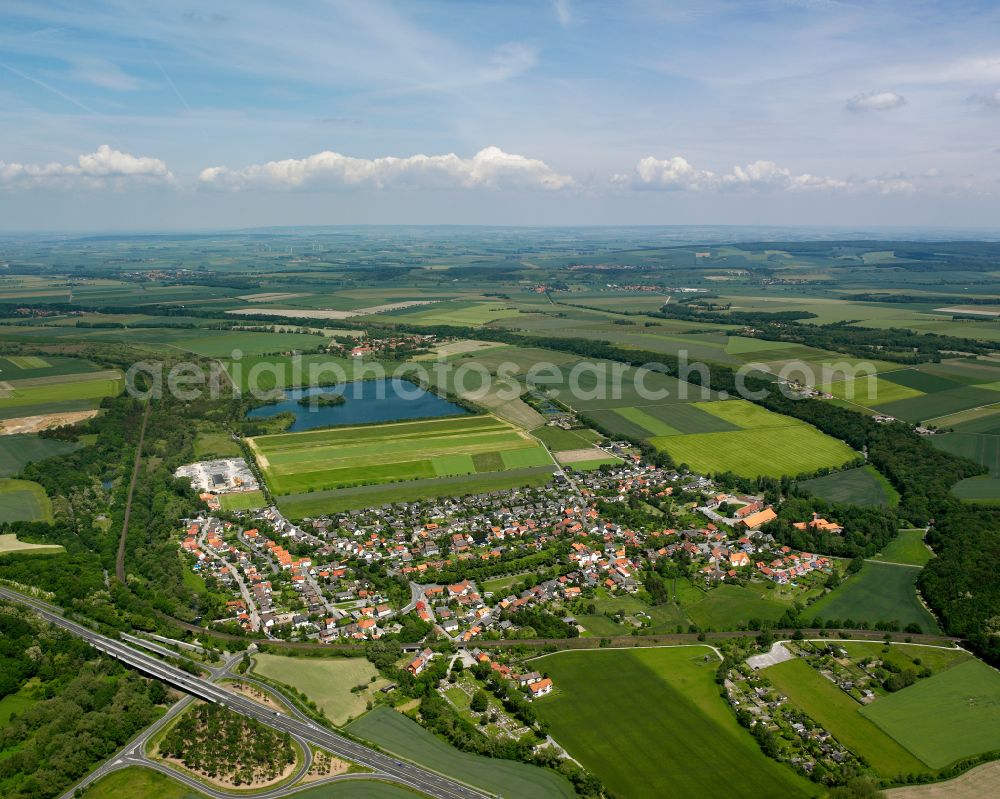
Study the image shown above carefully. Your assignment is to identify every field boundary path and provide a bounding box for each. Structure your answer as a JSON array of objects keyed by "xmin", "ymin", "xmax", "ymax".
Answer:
[{"xmin": 115, "ymin": 400, "xmax": 151, "ymax": 583}]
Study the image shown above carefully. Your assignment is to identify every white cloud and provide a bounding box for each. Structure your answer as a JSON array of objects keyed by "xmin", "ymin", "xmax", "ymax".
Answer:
[
  {"xmin": 69, "ymin": 57, "xmax": 139, "ymax": 90},
  {"xmin": 846, "ymin": 91, "xmax": 906, "ymax": 112},
  {"xmin": 0, "ymin": 144, "xmax": 174, "ymax": 188},
  {"xmin": 199, "ymin": 146, "xmax": 574, "ymax": 191},
  {"xmin": 614, "ymin": 155, "xmax": 914, "ymax": 194},
  {"xmin": 0, "ymin": 145, "xmax": 174, "ymax": 189},
  {"xmin": 968, "ymin": 88, "xmax": 1000, "ymax": 108},
  {"xmin": 553, "ymin": 0, "xmax": 572, "ymax": 27}
]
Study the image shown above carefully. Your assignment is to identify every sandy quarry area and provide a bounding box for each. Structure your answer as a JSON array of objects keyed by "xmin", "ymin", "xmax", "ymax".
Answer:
[{"xmin": 0, "ymin": 409, "xmax": 99, "ymax": 435}]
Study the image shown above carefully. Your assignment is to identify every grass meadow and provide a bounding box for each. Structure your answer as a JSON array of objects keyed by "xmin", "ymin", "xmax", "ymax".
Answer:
[
  {"xmin": 532, "ymin": 647, "xmax": 814, "ymax": 799},
  {"xmin": 0, "ymin": 479, "xmax": 53, "ymax": 524},
  {"xmin": 873, "ymin": 529, "xmax": 933, "ymax": 566},
  {"xmin": 251, "ymin": 654, "xmax": 384, "ymax": 726},
  {"xmin": 861, "ymin": 659, "xmax": 1000, "ymax": 769},
  {"xmin": 345, "ymin": 706, "xmax": 576, "ymax": 799}
]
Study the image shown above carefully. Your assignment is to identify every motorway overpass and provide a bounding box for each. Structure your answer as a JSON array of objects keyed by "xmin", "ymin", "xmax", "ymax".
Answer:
[{"xmin": 0, "ymin": 588, "xmax": 492, "ymax": 799}]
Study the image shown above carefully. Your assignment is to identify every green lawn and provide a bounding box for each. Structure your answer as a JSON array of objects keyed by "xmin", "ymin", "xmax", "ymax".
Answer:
[
  {"xmin": 0, "ymin": 479, "xmax": 53, "ymax": 524},
  {"xmin": 345, "ymin": 707, "xmax": 576, "ymax": 799},
  {"xmin": 873, "ymin": 529, "xmax": 933, "ymax": 566},
  {"xmin": 533, "ymin": 647, "xmax": 814, "ymax": 799},
  {"xmin": 798, "ymin": 465, "xmax": 899, "ymax": 507},
  {"xmin": 860, "ymin": 659, "xmax": 1000, "ymax": 769},
  {"xmin": 765, "ymin": 657, "xmax": 929, "ymax": 777},
  {"xmin": 685, "ymin": 583, "xmax": 789, "ymax": 630},
  {"xmin": 808, "ymin": 561, "xmax": 938, "ymax": 632},
  {"xmin": 252, "ymin": 654, "xmax": 384, "ymax": 726},
  {"xmin": 218, "ymin": 490, "xmax": 267, "ymax": 512},
  {"xmin": 84, "ymin": 767, "xmax": 204, "ymax": 799}
]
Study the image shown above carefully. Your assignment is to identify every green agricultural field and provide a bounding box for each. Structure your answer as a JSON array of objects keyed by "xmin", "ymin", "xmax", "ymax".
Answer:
[
  {"xmin": 861, "ymin": 659, "xmax": 1000, "ymax": 769},
  {"xmin": 798, "ymin": 465, "xmax": 899, "ymax": 507},
  {"xmin": 613, "ymin": 405, "xmax": 681, "ymax": 435},
  {"xmin": 380, "ymin": 300, "xmax": 524, "ymax": 326},
  {"xmin": 552, "ymin": 362, "xmax": 718, "ymax": 411},
  {"xmin": 879, "ymin": 386, "xmax": 1000, "ymax": 424},
  {"xmin": 345, "ymin": 707, "xmax": 576, "ymax": 799},
  {"xmin": 249, "ymin": 414, "xmax": 552, "ymax": 495},
  {"xmin": 651, "ymin": 425, "xmax": 856, "ymax": 478},
  {"xmin": 0, "ymin": 355, "xmax": 99, "ymax": 380},
  {"xmin": 950, "ymin": 476, "xmax": 1000, "ymax": 502},
  {"xmin": 808, "ymin": 561, "xmax": 938, "ymax": 632},
  {"xmin": 827, "ymin": 375, "xmax": 924, "ymax": 407},
  {"xmin": 0, "ymin": 480, "xmax": 54, "ymax": 524},
  {"xmin": 173, "ymin": 330, "xmax": 323, "ymax": 358},
  {"xmin": 0, "ymin": 434, "xmax": 82, "ymax": 477},
  {"xmin": 873, "ymin": 529, "xmax": 933, "ymax": 566},
  {"xmin": 765, "ymin": 657, "xmax": 929, "ymax": 777},
  {"xmin": 932, "ymin": 433, "xmax": 1000, "ymax": 476},
  {"xmin": 0, "ymin": 374, "xmax": 122, "ymax": 414},
  {"xmin": 277, "ymin": 466, "xmax": 554, "ymax": 517},
  {"xmin": 251, "ymin": 654, "xmax": 384, "ymax": 725},
  {"xmin": 530, "ymin": 425, "xmax": 601, "ymax": 450},
  {"xmin": 639, "ymin": 399, "xmax": 857, "ymax": 478},
  {"xmin": 218, "ymin": 491, "xmax": 266, "ymax": 512},
  {"xmin": 224, "ymin": 354, "xmax": 387, "ymax": 393},
  {"xmin": 532, "ymin": 647, "xmax": 814, "ymax": 799}
]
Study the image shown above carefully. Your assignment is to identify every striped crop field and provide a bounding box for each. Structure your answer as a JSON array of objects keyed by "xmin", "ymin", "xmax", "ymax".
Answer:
[{"xmin": 247, "ymin": 414, "xmax": 553, "ymax": 495}]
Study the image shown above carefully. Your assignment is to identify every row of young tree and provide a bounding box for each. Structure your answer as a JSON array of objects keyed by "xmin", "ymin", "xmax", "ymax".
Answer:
[{"xmin": 158, "ymin": 703, "xmax": 295, "ymax": 786}]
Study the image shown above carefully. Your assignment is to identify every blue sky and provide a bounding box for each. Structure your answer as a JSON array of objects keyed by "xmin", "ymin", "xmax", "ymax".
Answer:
[{"xmin": 2, "ymin": 0, "xmax": 1000, "ymax": 230}]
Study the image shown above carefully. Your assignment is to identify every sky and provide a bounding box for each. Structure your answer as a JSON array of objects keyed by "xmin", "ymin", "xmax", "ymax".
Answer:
[{"xmin": 2, "ymin": 0, "xmax": 1000, "ymax": 231}]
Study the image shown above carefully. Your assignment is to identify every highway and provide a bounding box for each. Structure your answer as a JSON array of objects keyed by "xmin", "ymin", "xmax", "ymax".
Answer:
[{"xmin": 0, "ymin": 588, "xmax": 491, "ymax": 799}]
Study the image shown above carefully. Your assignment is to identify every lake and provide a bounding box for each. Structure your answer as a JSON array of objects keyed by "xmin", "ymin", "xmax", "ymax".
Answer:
[{"xmin": 247, "ymin": 378, "xmax": 469, "ymax": 432}]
